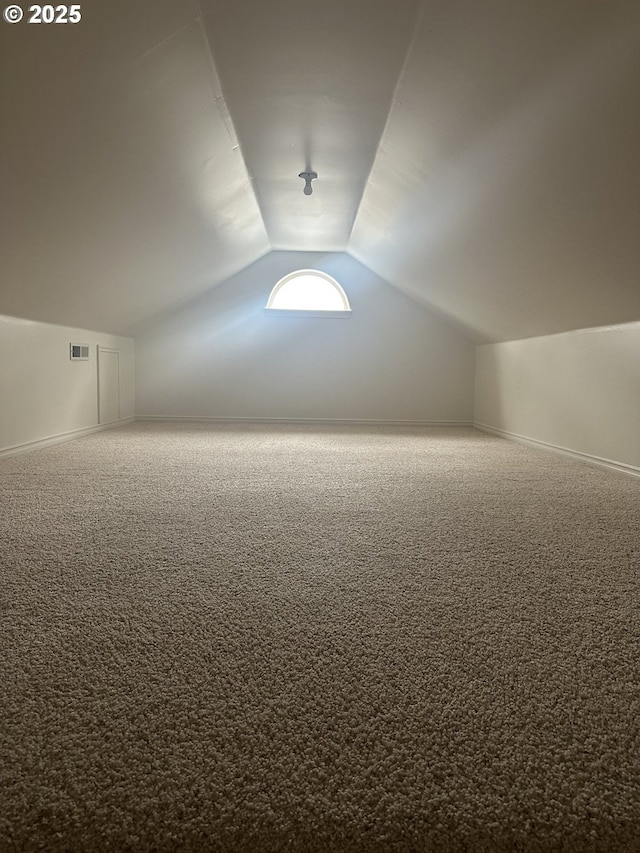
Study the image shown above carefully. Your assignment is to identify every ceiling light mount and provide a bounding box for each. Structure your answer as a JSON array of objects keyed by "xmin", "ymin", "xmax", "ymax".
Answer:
[{"xmin": 298, "ymin": 171, "xmax": 318, "ymax": 196}]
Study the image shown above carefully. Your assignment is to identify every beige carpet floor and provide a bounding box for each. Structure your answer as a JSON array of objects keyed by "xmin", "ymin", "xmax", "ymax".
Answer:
[{"xmin": 1, "ymin": 422, "xmax": 639, "ymax": 852}]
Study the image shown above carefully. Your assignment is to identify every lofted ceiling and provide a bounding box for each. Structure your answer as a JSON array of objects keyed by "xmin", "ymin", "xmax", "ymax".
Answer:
[{"xmin": 1, "ymin": 0, "xmax": 638, "ymax": 342}]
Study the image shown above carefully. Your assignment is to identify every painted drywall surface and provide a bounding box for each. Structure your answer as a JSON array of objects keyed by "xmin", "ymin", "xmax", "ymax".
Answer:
[
  {"xmin": 474, "ymin": 323, "xmax": 640, "ymax": 468},
  {"xmin": 135, "ymin": 252, "xmax": 475, "ymax": 422},
  {"xmin": 0, "ymin": 315, "xmax": 135, "ymax": 451}
]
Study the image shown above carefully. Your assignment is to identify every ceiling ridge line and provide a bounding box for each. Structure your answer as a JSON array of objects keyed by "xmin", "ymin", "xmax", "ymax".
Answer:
[
  {"xmin": 194, "ymin": 0, "xmax": 273, "ymax": 251},
  {"xmin": 345, "ymin": 0, "xmax": 428, "ymax": 250}
]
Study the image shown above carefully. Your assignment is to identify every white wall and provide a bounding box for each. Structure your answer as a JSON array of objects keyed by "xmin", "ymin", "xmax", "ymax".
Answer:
[
  {"xmin": 0, "ymin": 315, "xmax": 135, "ymax": 454},
  {"xmin": 136, "ymin": 252, "xmax": 475, "ymax": 423},
  {"xmin": 475, "ymin": 323, "xmax": 640, "ymax": 473}
]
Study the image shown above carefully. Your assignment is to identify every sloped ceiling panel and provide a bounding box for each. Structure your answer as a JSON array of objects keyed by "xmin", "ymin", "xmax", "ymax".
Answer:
[
  {"xmin": 351, "ymin": 0, "xmax": 640, "ymax": 342},
  {"xmin": 199, "ymin": 0, "xmax": 421, "ymax": 251},
  {"xmin": 0, "ymin": 0, "xmax": 269, "ymax": 335},
  {"xmin": 1, "ymin": 0, "xmax": 637, "ymax": 342}
]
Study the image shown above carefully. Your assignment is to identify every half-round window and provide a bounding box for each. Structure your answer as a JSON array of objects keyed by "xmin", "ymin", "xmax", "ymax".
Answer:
[{"xmin": 265, "ymin": 270, "xmax": 351, "ymax": 316}]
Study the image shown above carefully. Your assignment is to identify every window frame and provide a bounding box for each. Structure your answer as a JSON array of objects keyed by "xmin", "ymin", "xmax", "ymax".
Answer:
[{"xmin": 264, "ymin": 269, "xmax": 352, "ymax": 318}]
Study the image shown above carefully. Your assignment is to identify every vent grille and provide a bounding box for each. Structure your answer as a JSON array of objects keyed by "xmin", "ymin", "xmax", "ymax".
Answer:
[{"xmin": 70, "ymin": 344, "xmax": 89, "ymax": 360}]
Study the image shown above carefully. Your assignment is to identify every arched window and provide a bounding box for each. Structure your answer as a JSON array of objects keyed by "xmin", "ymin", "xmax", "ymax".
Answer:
[{"xmin": 265, "ymin": 270, "xmax": 351, "ymax": 317}]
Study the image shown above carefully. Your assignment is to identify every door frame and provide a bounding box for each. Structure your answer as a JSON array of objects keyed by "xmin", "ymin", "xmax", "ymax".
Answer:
[{"xmin": 97, "ymin": 346, "xmax": 121, "ymax": 424}]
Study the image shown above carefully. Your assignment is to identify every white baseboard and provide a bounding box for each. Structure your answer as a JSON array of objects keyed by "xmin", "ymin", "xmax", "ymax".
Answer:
[
  {"xmin": 474, "ymin": 422, "xmax": 640, "ymax": 479},
  {"xmin": 0, "ymin": 418, "xmax": 136, "ymax": 459},
  {"xmin": 135, "ymin": 416, "xmax": 474, "ymax": 427}
]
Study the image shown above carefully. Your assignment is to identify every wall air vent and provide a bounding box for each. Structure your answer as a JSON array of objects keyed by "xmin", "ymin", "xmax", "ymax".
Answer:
[{"xmin": 70, "ymin": 344, "xmax": 89, "ymax": 360}]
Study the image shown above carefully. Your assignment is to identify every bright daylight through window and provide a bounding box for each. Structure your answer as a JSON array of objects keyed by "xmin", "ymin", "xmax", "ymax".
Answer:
[{"xmin": 265, "ymin": 270, "xmax": 351, "ymax": 315}]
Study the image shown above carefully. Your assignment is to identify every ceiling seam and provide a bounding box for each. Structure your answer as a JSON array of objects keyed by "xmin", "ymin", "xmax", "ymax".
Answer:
[{"xmin": 136, "ymin": 21, "xmax": 198, "ymax": 60}]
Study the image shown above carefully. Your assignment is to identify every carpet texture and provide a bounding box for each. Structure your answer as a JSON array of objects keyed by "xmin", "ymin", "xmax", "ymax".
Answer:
[{"xmin": 1, "ymin": 422, "xmax": 639, "ymax": 852}]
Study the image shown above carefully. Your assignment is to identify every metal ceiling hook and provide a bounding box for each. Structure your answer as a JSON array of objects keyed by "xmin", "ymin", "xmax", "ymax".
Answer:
[{"xmin": 298, "ymin": 171, "xmax": 318, "ymax": 196}]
